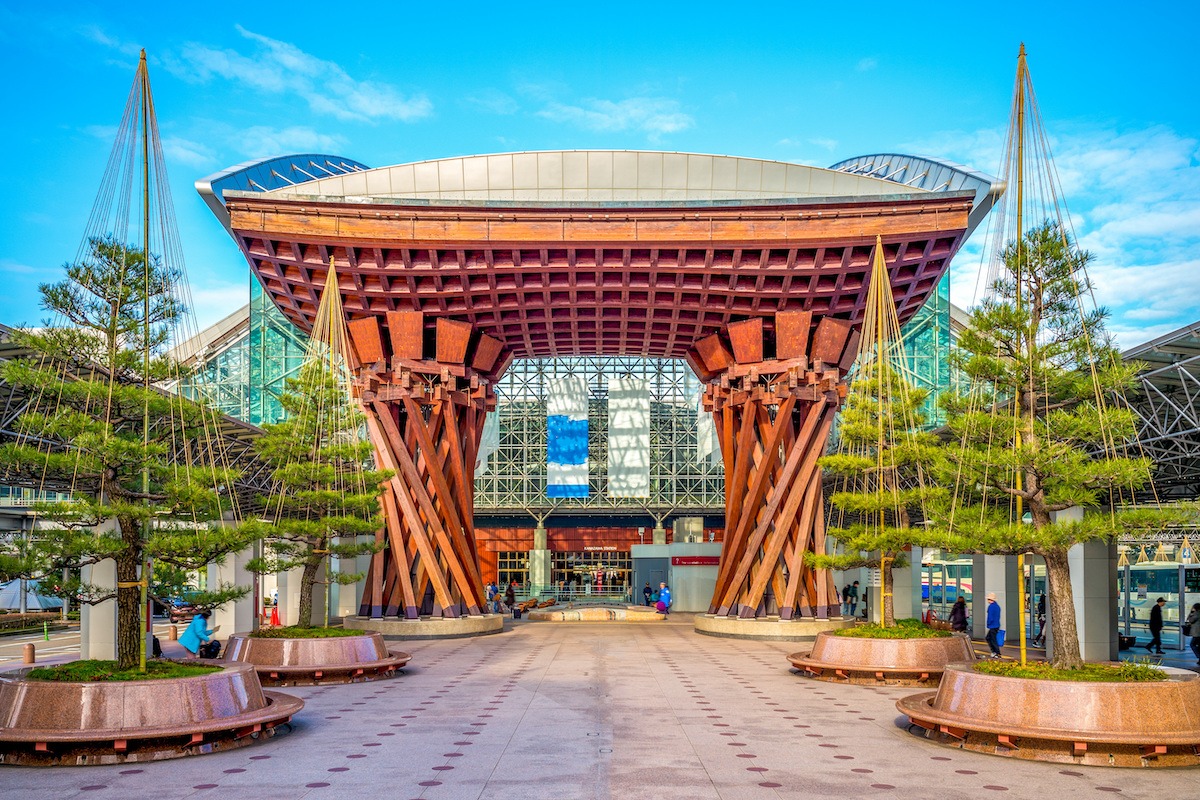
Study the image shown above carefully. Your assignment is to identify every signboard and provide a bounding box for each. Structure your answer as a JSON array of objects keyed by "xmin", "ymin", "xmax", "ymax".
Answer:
[
  {"xmin": 584, "ymin": 546, "xmax": 617, "ymax": 552},
  {"xmin": 671, "ymin": 556, "xmax": 720, "ymax": 566},
  {"xmin": 868, "ymin": 568, "xmax": 882, "ymax": 588}
]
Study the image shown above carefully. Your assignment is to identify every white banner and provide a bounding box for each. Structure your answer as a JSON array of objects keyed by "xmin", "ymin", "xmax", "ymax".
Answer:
[
  {"xmin": 696, "ymin": 389, "xmax": 721, "ymax": 465},
  {"xmin": 547, "ymin": 375, "xmax": 589, "ymax": 498},
  {"xmin": 607, "ymin": 377, "xmax": 650, "ymax": 498},
  {"xmin": 475, "ymin": 412, "xmax": 500, "ymax": 475}
]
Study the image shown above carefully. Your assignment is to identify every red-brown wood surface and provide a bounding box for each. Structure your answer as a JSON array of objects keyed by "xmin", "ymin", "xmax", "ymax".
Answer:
[{"xmin": 228, "ymin": 194, "xmax": 969, "ymax": 359}]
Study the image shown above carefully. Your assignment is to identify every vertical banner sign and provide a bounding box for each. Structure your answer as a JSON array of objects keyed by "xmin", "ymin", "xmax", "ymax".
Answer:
[
  {"xmin": 547, "ymin": 375, "xmax": 589, "ymax": 497},
  {"xmin": 695, "ymin": 390, "xmax": 721, "ymax": 465},
  {"xmin": 475, "ymin": 412, "xmax": 501, "ymax": 475},
  {"xmin": 607, "ymin": 377, "xmax": 650, "ymax": 498}
]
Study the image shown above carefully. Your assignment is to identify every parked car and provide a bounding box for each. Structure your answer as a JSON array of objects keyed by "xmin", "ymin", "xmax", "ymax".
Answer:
[{"xmin": 168, "ymin": 600, "xmax": 201, "ymax": 623}]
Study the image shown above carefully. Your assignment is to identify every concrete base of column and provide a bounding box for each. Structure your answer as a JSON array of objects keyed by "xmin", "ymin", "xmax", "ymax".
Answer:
[
  {"xmin": 208, "ymin": 547, "xmax": 256, "ymax": 636},
  {"xmin": 80, "ymin": 558, "xmax": 117, "ymax": 661}
]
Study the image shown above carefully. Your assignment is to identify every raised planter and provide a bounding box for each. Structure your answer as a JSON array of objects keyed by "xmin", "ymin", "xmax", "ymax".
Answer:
[
  {"xmin": 344, "ymin": 613, "xmax": 504, "ymax": 639},
  {"xmin": 0, "ymin": 661, "xmax": 303, "ymax": 766},
  {"xmin": 897, "ymin": 662, "xmax": 1200, "ymax": 767},
  {"xmin": 223, "ymin": 631, "xmax": 410, "ymax": 687},
  {"xmin": 788, "ymin": 630, "xmax": 974, "ymax": 685},
  {"xmin": 694, "ymin": 614, "xmax": 855, "ymax": 642},
  {"xmin": 526, "ymin": 605, "xmax": 664, "ymax": 622}
]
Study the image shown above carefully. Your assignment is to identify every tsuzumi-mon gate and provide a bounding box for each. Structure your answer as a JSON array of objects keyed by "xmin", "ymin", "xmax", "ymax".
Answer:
[{"xmin": 202, "ymin": 150, "xmax": 997, "ymax": 638}]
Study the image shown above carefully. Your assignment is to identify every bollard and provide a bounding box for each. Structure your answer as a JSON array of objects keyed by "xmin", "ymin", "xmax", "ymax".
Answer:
[
  {"xmin": 43, "ymin": 621, "xmax": 49, "ymax": 641},
  {"xmin": 22, "ymin": 643, "xmax": 35, "ymax": 664},
  {"xmin": 169, "ymin": 625, "xmax": 178, "ymax": 641}
]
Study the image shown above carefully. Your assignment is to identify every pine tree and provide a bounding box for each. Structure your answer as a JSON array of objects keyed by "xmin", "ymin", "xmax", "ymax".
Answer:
[
  {"xmin": 0, "ymin": 236, "xmax": 253, "ymax": 669},
  {"xmin": 809, "ymin": 365, "xmax": 944, "ymax": 626},
  {"xmin": 934, "ymin": 221, "xmax": 1164, "ymax": 669},
  {"xmin": 242, "ymin": 359, "xmax": 388, "ymax": 628}
]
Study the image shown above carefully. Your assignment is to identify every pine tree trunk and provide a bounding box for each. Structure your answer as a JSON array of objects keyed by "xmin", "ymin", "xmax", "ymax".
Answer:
[
  {"xmin": 115, "ymin": 517, "xmax": 142, "ymax": 670},
  {"xmin": 883, "ymin": 560, "xmax": 895, "ymax": 627},
  {"xmin": 1043, "ymin": 548, "xmax": 1083, "ymax": 669},
  {"xmin": 297, "ymin": 556, "xmax": 321, "ymax": 628}
]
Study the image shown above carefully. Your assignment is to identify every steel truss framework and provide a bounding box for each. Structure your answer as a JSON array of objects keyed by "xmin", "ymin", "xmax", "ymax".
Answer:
[
  {"xmin": 0, "ymin": 324, "xmax": 274, "ymax": 513},
  {"xmin": 478, "ymin": 355, "xmax": 722, "ymax": 513},
  {"xmin": 1123, "ymin": 323, "xmax": 1200, "ymax": 501}
]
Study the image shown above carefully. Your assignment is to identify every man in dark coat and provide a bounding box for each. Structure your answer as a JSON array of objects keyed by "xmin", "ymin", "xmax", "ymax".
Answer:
[
  {"xmin": 1147, "ymin": 597, "xmax": 1166, "ymax": 655},
  {"xmin": 643, "ymin": 582, "xmax": 653, "ymax": 606}
]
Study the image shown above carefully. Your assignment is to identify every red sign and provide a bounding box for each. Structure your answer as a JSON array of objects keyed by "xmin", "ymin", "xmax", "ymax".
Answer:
[{"xmin": 671, "ymin": 556, "xmax": 720, "ymax": 566}]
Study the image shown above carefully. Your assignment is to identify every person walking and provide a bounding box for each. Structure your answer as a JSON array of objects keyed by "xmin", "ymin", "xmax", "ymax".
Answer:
[
  {"xmin": 948, "ymin": 596, "xmax": 968, "ymax": 633},
  {"xmin": 179, "ymin": 610, "xmax": 220, "ymax": 658},
  {"xmin": 1032, "ymin": 594, "xmax": 1047, "ymax": 647},
  {"xmin": 985, "ymin": 593, "xmax": 1003, "ymax": 658},
  {"xmin": 1186, "ymin": 603, "xmax": 1200, "ymax": 664},
  {"xmin": 504, "ymin": 580, "xmax": 516, "ymax": 610},
  {"xmin": 642, "ymin": 582, "xmax": 653, "ymax": 607},
  {"xmin": 846, "ymin": 581, "xmax": 860, "ymax": 617},
  {"xmin": 1147, "ymin": 596, "xmax": 1167, "ymax": 655},
  {"xmin": 658, "ymin": 582, "xmax": 672, "ymax": 615}
]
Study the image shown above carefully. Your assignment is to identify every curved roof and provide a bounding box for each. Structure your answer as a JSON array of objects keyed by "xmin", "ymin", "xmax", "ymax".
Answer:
[
  {"xmin": 829, "ymin": 153, "xmax": 1003, "ymax": 239},
  {"xmin": 244, "ymin": 150, "xmax": 930, "ymax": 207},
  {"xmin": 196, "ymin": 154, "xmax": 369, "ymax": 229}
]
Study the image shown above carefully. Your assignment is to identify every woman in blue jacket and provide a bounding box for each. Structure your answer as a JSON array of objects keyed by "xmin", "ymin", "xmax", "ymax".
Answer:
[{"xmin": 179, "ymin": 611, "xmax": 220, "ymax": 658}]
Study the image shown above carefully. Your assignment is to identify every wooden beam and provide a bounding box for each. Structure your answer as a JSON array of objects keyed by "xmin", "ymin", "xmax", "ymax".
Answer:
[
  {"xmin": 470, "ymin": 333, "xmax": 504, "ymax": 373},
  {"xmin": 695, "ymin": 333, "xmax": 733, "ymax": 373},
  {"xmin": 774, "ymin": 310, "xmax": 812, "ymax": 360},
  {"xmin": 347, "ymin": 317, "xmax": 386, "ymax": 365},
  {"xmin": 386, "ymin": 310, "xmax": 424, "ymax": 360},
  {"xmin": 810, "ymin": 317, "xmax": 852, "ymax": 366},
  {"xmin": 727, "ymin": 318, "xmax": 764, "ymax": 364},
  {"xmin": 436, "ymin": 318, "xmax": 473, "ymax": 364}
]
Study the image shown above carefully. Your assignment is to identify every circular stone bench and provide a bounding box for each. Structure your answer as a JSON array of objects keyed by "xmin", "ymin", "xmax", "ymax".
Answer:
[
  {"xmin": 526, "ymin": 605, "xmax": 664, "ymax": 622},
  {"xmin": 896, "ymin": 662, "xmax": 1200, "ymax": 767},
  {"xmin": 223, "ymin": 632, "xmax": 411, "ymax": 687},
  {"xmin": 694, "ymin": 614, "xmax": 855, "ymax": 641},
  {"xmin": 0, "ymin": 661, "xmax": 303, "ymax": 766},
  {"xmin": 788, "ymin": 630, "xmax": 974, "ymax": 684}
]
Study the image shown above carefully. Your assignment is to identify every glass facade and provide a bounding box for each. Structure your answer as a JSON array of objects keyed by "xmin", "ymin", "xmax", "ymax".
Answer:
[
  {"xmin": 180, "ymin": 278, "xmax": 307, "ymax": 427},
  {"xmin": 897, "ymin": 273, "xmax": 951, "ymax": 427},
  {"xmin": 477, "ymin": 356, "xmax": 722, "ymax": 512}
]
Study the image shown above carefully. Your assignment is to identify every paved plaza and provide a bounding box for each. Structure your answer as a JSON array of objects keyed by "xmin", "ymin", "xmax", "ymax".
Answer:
[{"xmin": 3, "ymin": 617, "xmax": 1198, "ymax": 799}]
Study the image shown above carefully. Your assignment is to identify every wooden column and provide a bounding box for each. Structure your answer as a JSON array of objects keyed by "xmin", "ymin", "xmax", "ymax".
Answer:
[
  {"xmin": 348, "ymin": 312, "xmax": 504, "ymax": 619},
  {"xmin": 692, "ymin": 313, "xmax": 855, "ymax": 620}
]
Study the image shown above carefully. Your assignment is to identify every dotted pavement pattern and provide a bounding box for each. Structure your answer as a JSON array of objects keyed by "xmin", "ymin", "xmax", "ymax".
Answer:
[{"xmin": 2, "ymin": 617, "xmax": 1195, "ymax": 798}]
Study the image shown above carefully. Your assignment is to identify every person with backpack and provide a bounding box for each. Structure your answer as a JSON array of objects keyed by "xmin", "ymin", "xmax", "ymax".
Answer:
[
  {"xmin": 179, "ymin": 610, "xmax": 220, "ymax": 659},
  {"xmin": 657, "ymin": 582, "xmax": 672, "ymax": 615}
]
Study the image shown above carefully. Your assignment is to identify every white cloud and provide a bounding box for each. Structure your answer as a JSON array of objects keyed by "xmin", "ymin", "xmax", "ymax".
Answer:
[
  {"xmin": 236, "ymin": 126, "xmax": 346, "ymax": 158},
  {"xmin": 78, "ymin": 24, "xmax": 141, "ymax": 57},
  {"xmin": 538, "ymin": 97, "xmax": 693, "ymax": 140},
  {"xmin": 464, "ymin": 89, "xmax": 519, "ymax": 115},
  {"xmin": 162, "ymin": 136, "xmax": 216, "ymax": 169},
  {"xmin": 169, "ymin": 26, "xmax": 431, "ymax": 123},
  {"xmin": 903, "ymin": 124, "xmax": 1200, "ymax": 349},
  {"xmin": 0, "ymin": 258, "xmax": 37, "ymax": 276},
  {"xmin": 856, "ymin": 57, "xmax": 878, "ymax": 72}
]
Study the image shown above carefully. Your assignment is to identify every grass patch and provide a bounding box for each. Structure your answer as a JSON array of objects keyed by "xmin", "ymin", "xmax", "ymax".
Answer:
[
  {"xmin": 974, "ymin": 659, "xmax": 1167, "ymax": 682},
  {"xmin": 27, "ymin": 659, "xmax": 221, "ymax": 682},
  {"xmin": 832, "ymin": 618, "xmax": 952, "ymax": 639},
  {"xmin": 248, "ymin": 625, "xmax": 364, "ymax": 639}
]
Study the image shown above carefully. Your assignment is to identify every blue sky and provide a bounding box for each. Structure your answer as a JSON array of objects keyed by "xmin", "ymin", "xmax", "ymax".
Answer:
[{"xmin": 2, "ymin": 2, "xmax": 1197, "ymax": 347}]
